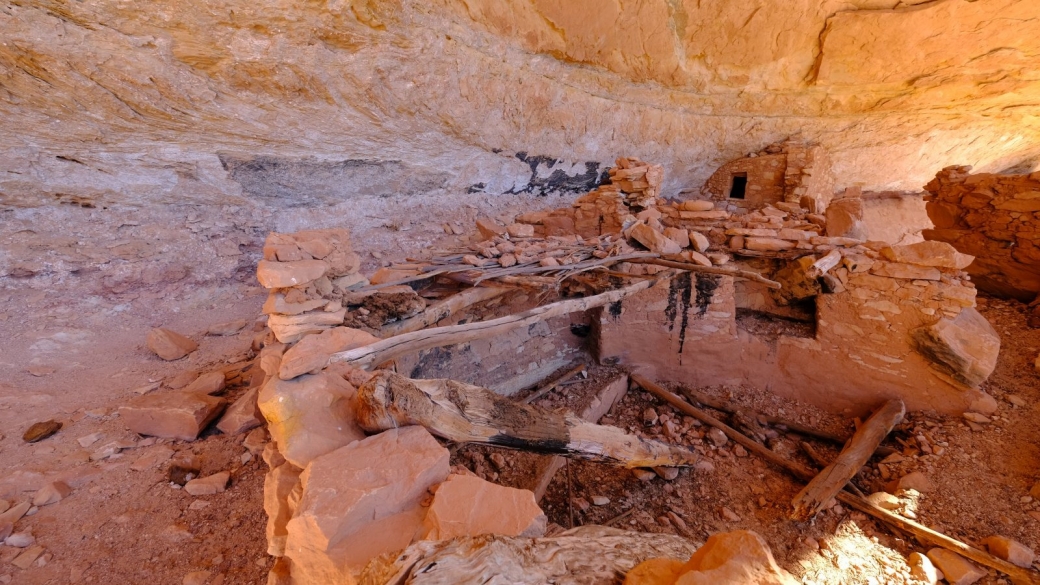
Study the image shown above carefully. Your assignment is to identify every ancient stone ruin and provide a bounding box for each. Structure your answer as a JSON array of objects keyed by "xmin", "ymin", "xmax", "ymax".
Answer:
[{"xmin": 3, "ymin": 2, "xmax": 1040, "ymax": 585}]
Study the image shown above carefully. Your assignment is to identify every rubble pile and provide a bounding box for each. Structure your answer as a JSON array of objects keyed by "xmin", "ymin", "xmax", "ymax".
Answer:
[{"xmin": 258, "ymin": 229, "xmax": 364, "ymax": 343}]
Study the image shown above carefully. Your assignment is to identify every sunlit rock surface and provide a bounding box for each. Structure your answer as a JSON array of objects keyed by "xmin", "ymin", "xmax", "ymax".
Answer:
[{"xmin": 2, "ymin": 0, "xmax": 1039, "ymax": 209}]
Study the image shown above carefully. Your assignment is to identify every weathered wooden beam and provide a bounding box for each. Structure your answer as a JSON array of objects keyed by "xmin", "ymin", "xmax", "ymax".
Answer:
[
  {"xmin": 521, "ymin": 374, "xmax": 629, "ymax": 501},
  {"xmin": 791, "ymin": 399, "xmax": 904, "ymax": 521},
  {"xmin": 632, "ymin": 374, "xmax": 816, "ymax": 477},
  {"xmin": 676, "ymin": 386, "xmax": 849, "ymax": 445},
  {"xmin": 331, "ymin": 271, "xmax": 676, "ymax": 370},
  {"xmin": 356, "ymin": 371, "xmax": 696, "ymax": 469},
  {"xmin": 800, "ymin": 442, "xmax": 867, "ymax": 498},
  {"xmin": 381, "ymin": 286, "xmax": 509, "ymax": 337},
  {"xmin": 468, "ymin": 252, "xmax": 658, "ymax": 285},
  {"xmin": 630, "ymin": 374, "xmax": 1040, "ymax": 585},
  {"xmin": 629, "ymin": 257, "xmax": 782, "ymax": 288},
  {"xmin": 522, "ymin": 364, "xmax": 587, "ymax": 405}
]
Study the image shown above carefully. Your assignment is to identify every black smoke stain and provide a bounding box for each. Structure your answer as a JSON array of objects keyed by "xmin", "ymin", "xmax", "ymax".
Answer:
[
  {"xmin": 608, "ymin": 300, "xmax": 623, "ymax": 320},
  {"xmin": 694, "ymin": 274, "xmax": 722, "ymax": 316},
  {"xmin": 507, "ymin": 152, "xmax": 603, "ymax": 196}
]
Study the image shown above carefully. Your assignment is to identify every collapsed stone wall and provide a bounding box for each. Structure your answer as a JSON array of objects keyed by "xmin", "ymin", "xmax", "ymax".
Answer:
[
  {"xmin": 923, "ymin": 166, "xmax": 1040, "ymax": 301},
  {"xmin": 596, "ymin": 227, "xmax": 998, "ymax": 416},
  {"xmin": 596, "ymin": 257, "xmax": 997, "ymax": 416}
]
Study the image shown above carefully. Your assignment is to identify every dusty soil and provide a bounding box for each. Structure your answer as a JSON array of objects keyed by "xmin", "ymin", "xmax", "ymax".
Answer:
[
  {"xmin": 455, "ymin": 298, "xmax": 1040, "ymax": 585},
  {"xmin": 1, "ymin": 201, "xmax": 1038, "ymax": 584}
]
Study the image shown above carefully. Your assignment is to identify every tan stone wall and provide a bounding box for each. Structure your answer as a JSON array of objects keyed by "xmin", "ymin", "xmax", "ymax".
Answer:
[
  {"xmin": 862, "ymin": 192, "xmax": 932, "ymax": 245},
  {"xmin": 703, "ymin": 155, "xmax": 787, "ymax": 208},
  {"xmin": 594, "ymin": 269, "xmax": 994, "ymax": 416},
  {"xmin": 787, "ymin": 144, "xmax": 836, "ymax": 210},
  {"xmin": 924, "ymin": 166, "xmax": 1040, "ymax": 301}
]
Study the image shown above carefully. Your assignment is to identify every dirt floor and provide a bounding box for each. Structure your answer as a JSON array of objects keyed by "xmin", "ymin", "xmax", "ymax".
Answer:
[{"xmin": 1, "ymin": 202, "xmax": 1038, "ymax": 585}]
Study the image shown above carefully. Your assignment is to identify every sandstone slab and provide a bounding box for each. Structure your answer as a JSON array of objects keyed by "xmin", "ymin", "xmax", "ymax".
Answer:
[
  {"xmin": 629, "ymin": 223, "xmax": 681, "ymax": 255},
  {"xmin": 256, "ymin": 259, "xmax": 329, "ymax": 289},
  {"xmin": 825, "ymin": 197, "xmax": 865, "ymax": 240},
  {"xmin": 120, "ymin": 392, "xmax": 226, "ymax": 441},
  {"xmin": 680, "ymin": 200, "xmax": 715, "ymax": 212},
  {"xmin": 745, "ymin": 237, "xmax": 796, "ymax": 252},
  {"xmin": 267, "ymin": 309, "xmax": 347, "ymax": 344},
  {"xmin": 22, "ymin": 420, "xmax": 61, "ymax": 443},
  {"xmin": 926, "ymin": 548, "xmax": 986, "ymax": 585},
  {"xmin": 183, "ymin": 371, "xmax": 226, "ymax": 395},
  {"xmin": 881, "ymin": 241, "xmax": 974, "ymax": 270},
  {"xmin": 184, "ymin": 471, "xmax": 230, "ymax": 496},
  {"xmin": 871, "ymin": 261, "xmax": 941, "ymax": 281},
  {"xmin": 982, "ymin": 536, "xmax": 1035, "ymax": 568},
  {"xmin": 624, "ymin": 558, "xmax": 687, "ymax": 584},
  {"xmin": 676, "ymin": 530, "xmax": 799, "ymax": 585},
  {"xmin": 278, "ymin": 327, "xmax": 379, "ymax": 380},
  {"xmin": 689, "ymin": 231, "xmax": 710, "ymax": 253},
  {"xmin": 263, "ymin": 293, "xmax": 327, "ymax": 316},
  {"xmin": 909, "ymin": 551, "xmax": 940, "ymax": 585},
  {"xmin": 206, "ymin": 320, "xmax": 248, "ymax": 336},
  {"xmin": 31, "ymin": 481, "xmax": 71, "ymax": 507},
  {"xmin": 422, "ymin": 474, "xmax": 546, "ymax": 541},
  {"xmin": 265, "ymin": 462, "xmax": 303, "ymax": 557},
  {"xmin": 257, "ymin": 371, "xmax": 365, "ymax": 468},
  {"xmin": 476, "ymin": 218, "xmax": 506, "ymax": 240},
  {"xmin": 285, "ymin": 426, "xmax": 450, "ymax": 582},
  {"xmin": 912, "ymin": 308, "xmax": 1000, "ymax": 387},
  {"xmin": 147, "ymin": 328, "xmax": 198, "ymax": 361},
  {"xmin": 886, "ymin": 471, "xmax": 935, "ymax": 494},
  {"xmin": 216, "ymin": 387, "xmax": 264, "ymax": 435}
]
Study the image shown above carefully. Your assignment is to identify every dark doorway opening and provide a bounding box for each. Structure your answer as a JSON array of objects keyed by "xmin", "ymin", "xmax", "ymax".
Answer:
[{"xmin": 729, "ymin": 173, "xmax": 748, "ymax": 199}]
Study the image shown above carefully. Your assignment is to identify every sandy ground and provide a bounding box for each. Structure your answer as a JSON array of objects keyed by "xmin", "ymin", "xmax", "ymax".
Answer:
[{"xmin": 0, "ymin": 201, "xmax": 1037, "ymax": 584}]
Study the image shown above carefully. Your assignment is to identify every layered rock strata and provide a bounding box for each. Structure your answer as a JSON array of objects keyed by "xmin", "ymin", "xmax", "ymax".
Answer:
[{"xmin": 4, "ymin": 0, "xmax": 1040, "ymax": 210}]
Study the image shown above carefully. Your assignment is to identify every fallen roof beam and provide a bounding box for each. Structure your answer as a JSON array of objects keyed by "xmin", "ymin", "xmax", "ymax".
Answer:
[
  {"xmin": 631, "ymin": 374, "xmax": 1040, "ymax": 585},
  {"xmin": 330, "ymin": 271, "xmax": 676, "ymax": 370}
]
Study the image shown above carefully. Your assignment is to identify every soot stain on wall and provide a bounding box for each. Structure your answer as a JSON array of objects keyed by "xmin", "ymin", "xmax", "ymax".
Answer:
[
  {"xmin": 508, "ymin": 152, "xmax": 607, "ymax": 195},
  {"xmin": 219, "ymin": 154, "xmax": 450, "ymax": 206},
  {"xmin": 695, "ymin": 274, "xmax": 721, "ymax": 316}
]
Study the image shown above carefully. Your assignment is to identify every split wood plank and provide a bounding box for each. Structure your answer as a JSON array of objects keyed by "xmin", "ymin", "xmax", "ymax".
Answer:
[
  {"xmin": 331, "ymin": 271, "xmax": 676, "ymax": 370},
  {"xmin": 381, "ymin": 286, "xmax": 509, "ymax": 337},
  {"xmin": 791, "ymin": 399, "xmax": 904, "ymax": 521},
  {"xmin": 629, "ymin": 257, "xmax": 782, "ymax": 288},
  {"xmin": 453, "ymin": 252, "xmax": 658, "ymax": 286},
  {"xmin": 522, "ymin": 364, "xmax": 587, "ymax": 405},
  {"xmin": 799, "ymin": 442, "xmax": 867, "ymax": 499},
  {"xmin": 630, "ymin": 374, "xmax": 1040, "ymax": 585},
  {"xmin": 356, "ymin": 371, "xmax": 696, "ymax": 469}
]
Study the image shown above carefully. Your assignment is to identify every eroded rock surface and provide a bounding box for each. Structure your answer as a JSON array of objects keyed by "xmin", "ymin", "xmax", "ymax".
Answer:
[{"xmin": 3, "ymin": 0, "xmax": 1039, "ymax": 212}]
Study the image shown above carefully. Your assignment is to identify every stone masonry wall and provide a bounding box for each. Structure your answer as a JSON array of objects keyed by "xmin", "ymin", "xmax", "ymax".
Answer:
[
  {"xmin": 924, "ymin": 166, "xmax": 1040, "ymax": 301},
  {"xmin": 704, "ymin": 154, "xmax": 787, "ymax": 208},
  {"xmin": 596, "ymin": 243, "xmax": 999, "ymax": 416}
]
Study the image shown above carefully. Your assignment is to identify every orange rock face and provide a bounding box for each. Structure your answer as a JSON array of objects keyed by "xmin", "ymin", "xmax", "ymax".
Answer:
[
  {"xmin": 284, "ymin": 427, "xmax": 450, "ymax": 584},
  {"xmin": 3, "ymin": 1, "xmax": 1039, "ymax": 208},
  {"xmin": 422, "ymin": 474, "xmax": 546, "ymax": 541}
]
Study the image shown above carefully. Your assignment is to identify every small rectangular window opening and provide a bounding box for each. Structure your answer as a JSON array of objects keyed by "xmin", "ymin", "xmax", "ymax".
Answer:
[{"xmin": 729, "ymin": 173, "xmax": 748, "ymax": 199}]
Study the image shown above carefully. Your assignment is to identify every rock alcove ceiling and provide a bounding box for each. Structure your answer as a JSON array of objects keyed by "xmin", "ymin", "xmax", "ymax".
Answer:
[{"xmin": 1, "ymin": 0, "xmax": 1040, "ymax": 208}]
